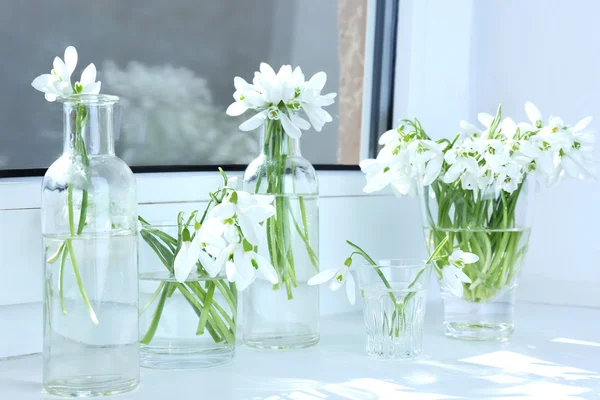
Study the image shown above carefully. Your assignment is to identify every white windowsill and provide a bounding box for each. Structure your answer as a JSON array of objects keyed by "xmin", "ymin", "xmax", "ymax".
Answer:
[
  {"xmin": 0, "ymin": 169, "xmax": 379, "ymax": 211},
  {"xmin": 1, "ymin": 300, "xmax": 599, "ymax": 399}
]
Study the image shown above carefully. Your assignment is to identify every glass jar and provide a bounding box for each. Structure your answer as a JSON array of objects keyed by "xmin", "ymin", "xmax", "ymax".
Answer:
[
  {"xmin": 242, "ymin": 120, "xmax": 320, "ymax": 349},
  {"xmin": 356, "ymin": 260, "xmax": 432, "ymax": 359},
  {"xmin": 41, "ymin": 95, "xmax": 139, "ymax": 396},
  {"xmin": 419, "ymin": 179, "xmax": 535, "ymax": 341},
  {"xmin": 138, "ymin": 223, "xmax": 237, "ymax": 369}
]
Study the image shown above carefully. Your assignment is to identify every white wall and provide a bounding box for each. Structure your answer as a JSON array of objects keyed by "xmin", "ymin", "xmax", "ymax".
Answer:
[{"xmin": 394, "ymin": 0, "xmax": 600, "ymax": 308}]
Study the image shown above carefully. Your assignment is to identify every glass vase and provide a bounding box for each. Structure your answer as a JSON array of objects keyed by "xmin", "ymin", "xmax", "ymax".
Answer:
[
  {"xmin": 242, "ymin": 120, "xmax": 320, "ymax": 349},
  {"xmin": 138, "ymin": 223, "xmax": 237, "ymax": 369},
  {"xmin": 41, "ymin": 95, "xmax": 139, "ymax": 396},
  {"xmin": 419, "ymin": 179, "xmax": 534, "ymax": 341},
  {"xmin": 356, "ymin": 260, "xmax": 432, "ymax": 359}
]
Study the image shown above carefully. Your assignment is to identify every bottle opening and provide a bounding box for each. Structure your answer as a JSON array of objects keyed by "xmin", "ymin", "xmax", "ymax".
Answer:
[{"xmin": 60, "ymin": 94, "xmax": 119, "ymax": 106}]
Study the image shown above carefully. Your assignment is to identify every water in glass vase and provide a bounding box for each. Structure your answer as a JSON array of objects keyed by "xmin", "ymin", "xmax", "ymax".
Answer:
[
  {"xmin": 425, "ymin": 227, "xmax": 531, "ymax": 340},
  {"xmin": 361, "ymin": 284, "xmax": 427, "ymax": 359},
  {"xmin": 139, "ymin": 273, "xmax": 237, "ymax": 369},
  {"xmin": 243, "ymin": 194, "xmax": 320, "ymax": 349},
  {"xmin": 43, "ymin": 233, "xmax": 139, "ymax": 397}
]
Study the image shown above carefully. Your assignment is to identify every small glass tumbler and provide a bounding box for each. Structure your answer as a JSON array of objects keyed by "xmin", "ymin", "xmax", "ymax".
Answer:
[{"xmin": 356, "ymin": 260, "xmax": 432, "ymax": 359}]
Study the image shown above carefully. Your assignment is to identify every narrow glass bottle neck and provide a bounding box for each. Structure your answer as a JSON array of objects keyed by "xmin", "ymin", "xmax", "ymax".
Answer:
[
  {"xmin": 63, "ymin": 102, "xmax": 116, "ymax": 156},
  {"xmin": 260, "ymin": 119, "xmax": 301, "ymax": 157}
]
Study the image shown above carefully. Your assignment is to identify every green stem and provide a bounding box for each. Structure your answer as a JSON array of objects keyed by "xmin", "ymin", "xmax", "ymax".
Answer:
[
  {"xmin": 196, "ymin": 282, "xmax": 215, "ymax": 335},
  {"xmin": 58, "ymin": 245, "xmax": 67, "ymax": 315},
  {"xmin": 66, "ymin": 239, "xmax": 98, "ymax": 325},
  {"xmin": 56, "ymin": 104, "xmax": 96, "ymax": 323},
  {"xmin": 262, "ymin": 119, "xmax": 298, "ymax": 299},
  {"xmin": 140, "ymin": 282, "xmax": 171, "ymax": 345},
  {"xmin": 140, "ymin": 281, "xmax": 165, "ymax": 316}
]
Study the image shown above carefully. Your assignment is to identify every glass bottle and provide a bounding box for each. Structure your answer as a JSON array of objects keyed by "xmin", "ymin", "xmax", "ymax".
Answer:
[
  {"xmin": 41, "ymin": 95, "xmax": 139, "ymax": 396},
  {"xmin": 242, "ymin": 119, "xmax": 320, "ymax": 349}
]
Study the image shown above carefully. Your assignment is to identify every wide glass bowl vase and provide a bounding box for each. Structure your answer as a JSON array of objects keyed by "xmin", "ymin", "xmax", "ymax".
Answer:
[
  {"xmin": 419, "ymin": 179, "xmax": 535, "ymax": 341},
  {"xmin": 138, "ymin": 223, "xmax": 237, "ymax": 369}
]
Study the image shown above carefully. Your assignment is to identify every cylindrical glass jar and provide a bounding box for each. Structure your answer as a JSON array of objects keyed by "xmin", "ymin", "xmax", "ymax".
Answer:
[
  {"xmin": 138, "ymin": 223, "xmax": 237, "ymax": 369},
  {"xmin": 419, "ymin": 179, "xmax": 535, "ymax": 341},
  {"xmin": 242, "ymin": 120, "xmax": 320, "ymax": 349},
  {"xmin": 41, "ymin": 95, "xmax": 139, "ymax": 396}
]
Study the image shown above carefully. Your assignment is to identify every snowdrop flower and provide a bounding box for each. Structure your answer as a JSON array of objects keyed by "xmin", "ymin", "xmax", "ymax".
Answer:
[
  {"xmin": 226, "ymin": 62, "xmax": 336, "ymax": 139},
  {"xmin": 307, "ymin": 259, "xmax": 356, "ymax": 305},
  {"xmin": 31, "ymin": 46, "xmax": 77, "ymax": 101},
  {"xmin": 497, "ymin": 162, "xmax": 524, "ymax": 193},
  {"xmin": 208, "ymin": 190, "xmax": 275, "ymax": 246},
  {"xmin": 525, "ymin": 102, "xmax": 544, "ymax": 129},
  {"xmin": 477, "ymin": 112, "xmax": 495, "ymax": 130},
  {"xmin": 73, "ymin": 63, "xmax": 101, "ymax": 96},
  {"xmin": 557, "ymin": 116, "xmax": 596, "ymax": 180},
  {"xmin": 31, "ymin": 46, "xmax": 101, "ymax": 102},
  {"xmin": 501, "ymin": 117, "xmax": 518, "ymax": 141},
  {"xmin": 482, "ymin": 139, "xmax": 510, "ymax": 171},
  {"xmin": 518, "ymin": 138, "xmax": 557, "ymax": 178},
  {"xmin": 173, "ymin": 222, "xmax": 228, "ymax": 283},
  {"xmin": 460, "ymin": 113, "xmax": 493, "ymax": 139},
  {"xmin": 410, "ymin": 140, "xmax": 445, "ymax": 185},
  {"xmin": 443, "ymin": 146, "xmax": 479, "ymax": 188},
  {"xmin": 359, "ymin": 157, "xmax": 395, "ymax": 193},
  {"xmin": 173, "ymin": 188, "xmax": 275, "ymax": 283},
  {"xmin": 173, "ymin": 234, "xmax": 203, "ymax": 282},
  {"xmin": 460, "ymin": 120, "xmax": 483, "ymax": 138},
  {"xmin": 440, "ymin": 250, "xmax": 479, "ymax": 298},
  {"xmin": 217, "ymin": 242, "xmax": 278, "ymax": 291}
]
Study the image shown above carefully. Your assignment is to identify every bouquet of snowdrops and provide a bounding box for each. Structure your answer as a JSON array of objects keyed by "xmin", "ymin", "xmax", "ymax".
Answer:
[
  {"xmin": 360, "ymin": 103, "xmax": 595, "ymax": 301},
  {"xmin": 139, "ymin": 170, "xmax": 278, "ymax": 345},
  {"xmin": 226, "ymin": 63, "xmax": 336, "ymax": 299}
]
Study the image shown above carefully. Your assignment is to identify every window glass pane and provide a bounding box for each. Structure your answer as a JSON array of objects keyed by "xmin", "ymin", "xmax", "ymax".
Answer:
[{"xmin": 1, "ymin": 0, "xmax": 365, "ymax": 170}]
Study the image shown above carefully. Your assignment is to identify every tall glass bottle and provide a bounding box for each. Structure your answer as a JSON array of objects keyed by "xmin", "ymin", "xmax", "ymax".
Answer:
[
  {"xmin": 242, "ymin": 119, "xmax": 320, "ymax": 349},
  {"xmin": 41, "ymin": 95, "xmax": 139, "ymax": 397}
]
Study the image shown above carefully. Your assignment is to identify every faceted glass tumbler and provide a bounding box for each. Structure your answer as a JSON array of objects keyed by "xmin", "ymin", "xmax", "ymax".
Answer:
[{"xmin": 356, "ymin": 260, "xmax": 432, "ymax": 359}]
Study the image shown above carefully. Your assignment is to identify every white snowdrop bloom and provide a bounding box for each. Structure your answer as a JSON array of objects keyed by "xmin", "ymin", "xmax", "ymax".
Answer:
[
  {"xmin": 409, "ymin": 140, "xmax": 445, "ymax": 186},
  {"xmin": 31, "ymin": 46, "xmax": 101, "ymax": 101},
  {"xmin": 441, "ymin": 249, "xmax": 479, "ymax": 298},
  {"xmin": 226, "ymin": 62, "xmax": 336, "ymax": 139},
  {"xmin": 222, "ymin": 243, "xmax": 279, "ymax": 291},
  {"xmin": 483, "ymin": 139, "xmax": 511, "ymax": 171},
  {"xmin": 208, "ymin": 191, "xmax": 275, "ymax": 246},
  {"xmin": 496, "ymin": 162, "xmax": 524, "ymax": 193},
  {"xmin": 308, "ymin": 263, "xmax": 356, "ymax": 305},
  {"xmin": 525, "ymin": 102, "xmax": 543, "ymax": 129},
  {"xmin": 443, "ymin": 147, "xmax": 479, "ymax": 185}
]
